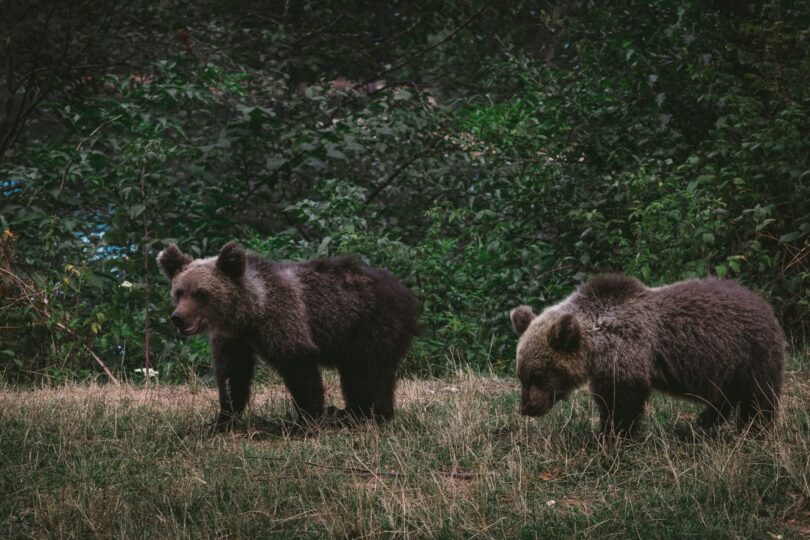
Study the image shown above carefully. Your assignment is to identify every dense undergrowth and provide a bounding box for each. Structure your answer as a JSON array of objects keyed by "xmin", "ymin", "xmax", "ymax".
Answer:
[{"xmin": 1, "ymin": 1, "xmax": 808, "ymax": 382}]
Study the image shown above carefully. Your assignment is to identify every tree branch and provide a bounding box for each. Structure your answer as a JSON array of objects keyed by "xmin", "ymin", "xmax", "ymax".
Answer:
[
  {"xmin": 138, "ymin": 159, "xmax": 152, "ymax": 383},
  {"xmin": 362, "ymin": 0, "xmax": 498, "ymax": 97}
]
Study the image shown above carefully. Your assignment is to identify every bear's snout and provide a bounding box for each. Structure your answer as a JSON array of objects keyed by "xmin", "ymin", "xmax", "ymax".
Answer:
[
  {"xmin": 171, "ymin": 312, "xmax": 200, "ymax": 335},
  {"xmin": 520, "ymin": 385, "xmax": 555, "ymax": 417},
  {"xmin": 520, "ymin": 401, "xmax": 552, "ymax": 417}
]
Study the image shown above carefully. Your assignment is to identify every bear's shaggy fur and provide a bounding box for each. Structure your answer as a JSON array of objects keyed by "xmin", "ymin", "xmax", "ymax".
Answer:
[
  {"xmin": 157, "ymin": 242, "xmax": 418, "ymax": 428},
  {"xmin": 510, "ymin": 274, "xmax": 785, "ymax": 435}
]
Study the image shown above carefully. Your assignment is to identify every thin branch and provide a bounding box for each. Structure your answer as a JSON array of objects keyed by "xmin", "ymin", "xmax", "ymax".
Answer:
[
  {"xmin": 373, "ymin": 17, "xmax": 423, "ymax": 50},
  {"xmin": 365, "ymin": 136, "xmax": 444, "ymax": 205},
  {"xmin": 0, "ymin": 82, "xmax": 40, "ymax": 157},
  {"xmin": 56, "ymin": 322, "xmax": 121, "ymax": 385},
  {"xmin": 288, "ymin": 14, "xmax": 346, "ymax": 50},
  {"xmin": 59, "ymin": 114, "xmax": 124, "ymax": 193},
  {"xmin": 362, "ymin": 0, "xmax": 498, "ymax": 97},
  {"xmin": 233, "ymin": 154, "xmax": 298, "ymax": 215},
  {"xmin": 30, "ymin": 7, "xmax": 57, "ymax": 77},
  {"xmin": 282, "ymin": 211, "xmax": 311, "ymax": 243},
  {"xmin": 0, "ymin": 266, "xmax": 120, "ymax": 385},
  {"xmin": 55, "ymin": 4, "xmax": 74, "ymax": 74},
  {"xmin": 28, "ymin": 62, "xmax": 130, "ymax": 77},
  {"xmin": 138, "ymin": 159, "xmax": 152, "ymax": 383},
  {"xmin": 365, "ymin": 153, "xmax": 422, "ymax": 205}
]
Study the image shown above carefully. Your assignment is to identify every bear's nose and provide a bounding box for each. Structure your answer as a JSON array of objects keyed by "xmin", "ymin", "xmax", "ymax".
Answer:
[{"xmin": 170, "ymin": 313, "xmax": 184, "ymax": 328}]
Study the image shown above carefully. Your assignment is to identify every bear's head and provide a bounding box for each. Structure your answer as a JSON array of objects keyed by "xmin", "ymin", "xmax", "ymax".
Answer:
[
  {"xmin": 156, "ymin": 241, "xmax": 249, "ymax": 336},
  {"xmin": 509, "ymin": 305, "xmax": 589, "ymax": 417}
]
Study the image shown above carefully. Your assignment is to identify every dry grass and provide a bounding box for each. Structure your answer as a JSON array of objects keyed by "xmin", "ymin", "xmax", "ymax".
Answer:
[{"xmin": 1, "ymin": 354, "xmax": 809, "ymax": 539}]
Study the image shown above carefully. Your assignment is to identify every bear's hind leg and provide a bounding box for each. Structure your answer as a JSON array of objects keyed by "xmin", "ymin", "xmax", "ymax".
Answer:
[
  {"xmin": 366, "ymin": 340, "xmax": 410, "ymax": 422},
  {"xmin": 695, "ymin": 400, "xmax": 733, "ymax": 431},
  {"xmin": 338, "ymin": 361, "xmax": 397, "ymax": 422},
  {"xmin": 372, "ymin": 366, "xmax": 397, "ymax": 421},
  {"xmin": 738, "ymin": 382, "xmax": 780, "ymax": 434},
  {"xmin": 337, "ymin": 363, "xmax": 376, "ymax": 421},
  {"xmin": 212, "ymin": 337, "xmax": 257, "ymax": 431},
  {"xmin": 276, "ymin": 357, "xmax": 325, "ymax": 422}
]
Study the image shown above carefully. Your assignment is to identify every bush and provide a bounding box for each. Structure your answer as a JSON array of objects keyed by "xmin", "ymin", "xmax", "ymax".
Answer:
[{"xmin": 1, "ymin": 0, "xmax": 808, "ymax": 382}]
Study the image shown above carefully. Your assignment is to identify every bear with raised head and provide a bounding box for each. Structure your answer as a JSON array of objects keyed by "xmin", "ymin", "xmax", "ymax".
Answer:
[
  {"xmin": 510, "ymin": 274, "xmax": 784, "ymax": 435},
  {"xmin": 157, "ymin": 241, "xmax": 418, "ymax": 429}
]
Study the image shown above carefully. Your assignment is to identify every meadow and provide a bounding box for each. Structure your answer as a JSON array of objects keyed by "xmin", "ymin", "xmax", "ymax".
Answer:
[
  {"xmin": 4, "ymin": 3, "xmax": 810, "ymax": 537},
  {"xmin": 2, "ymin": 351, "xmax": 808, "ymax": 539}
]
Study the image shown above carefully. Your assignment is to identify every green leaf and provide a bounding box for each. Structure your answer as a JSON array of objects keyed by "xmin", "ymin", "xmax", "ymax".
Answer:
[
  {"xmin": 728, "ymin": 258, "xmax": 742, "ymax": 273},
  {"xmin": 129, "ymin": 205, "xmax": 146, "ymax": 219},
  {"xmin": 393, "ymin": 89, "xmax": 412, "ymax": 101},
  {"xmin": 266, "ymin": 158, "xmax": 288, "ymax": 170},
  {"xmin": 755, "ymin": 219, "xmax": 775, "ymax": 232},
  {"xmin": 317, "ymin": 236, "xmax": 332, "ymax": 256},
  {"xmin": 779, "ymin": 231, "xmax": 801, "ymax": 243}
]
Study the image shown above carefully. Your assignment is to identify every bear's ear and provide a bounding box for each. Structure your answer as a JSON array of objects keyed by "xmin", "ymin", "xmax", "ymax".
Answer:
[
  {"xmin": 217, "ymin": 241, "xmax": 246, "ymax": 280},
  {"xmin": 156, "ymin": 244, "xmax": 192, "ymax": 280},
  {"xmin": 510, "ymin": 305, "xmax": 536, "ymax": 336},
  {"xmin": 548, "ymin": 313, "xmax": 581, "ymax": 353}
]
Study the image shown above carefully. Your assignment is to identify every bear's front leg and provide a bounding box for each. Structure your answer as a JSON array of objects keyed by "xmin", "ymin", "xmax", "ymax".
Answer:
[
  {"xmin": 591, "ymin": 379, "xmax": 650, "ymax": 437},
  {"xmin": 211, "ymin": 336, "xmax": 257, "ymax": 431}
]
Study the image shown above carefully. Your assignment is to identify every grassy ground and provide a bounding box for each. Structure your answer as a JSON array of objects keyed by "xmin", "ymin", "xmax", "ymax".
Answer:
[{"xmin": 1, "ymin": 353, "xmax": 809, "ymax": 539}]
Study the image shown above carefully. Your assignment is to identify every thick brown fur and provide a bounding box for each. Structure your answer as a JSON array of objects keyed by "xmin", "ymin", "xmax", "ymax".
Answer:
[
  {"xmin": 157, "ymin": 242, "xmax": 419, "ymax": 429},
  {"xmin": 510, "ymin": 274, "xmax": 785, "ymax": 436}
]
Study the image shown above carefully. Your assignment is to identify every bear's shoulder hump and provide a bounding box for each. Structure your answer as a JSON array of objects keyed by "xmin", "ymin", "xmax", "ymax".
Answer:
[{"xmin": 579, "ymin": 274, "xmax": 646, "ymax": 303}]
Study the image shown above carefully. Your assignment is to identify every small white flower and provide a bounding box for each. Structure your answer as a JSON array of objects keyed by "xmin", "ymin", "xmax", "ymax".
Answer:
[
  {"xmin": 120, "ymin": 280, "xmax": 133, "ymax": 289},
  {"xmin": 546, "ymin": 500, "xmax": 556, "ymax": 507},
  {"xmin": 134, "ymin": 368, "xmax": 158, "ymax": 378}
]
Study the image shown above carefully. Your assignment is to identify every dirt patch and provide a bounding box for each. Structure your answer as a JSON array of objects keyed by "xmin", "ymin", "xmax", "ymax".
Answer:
[
  {"xmin": 0, "ymin": 377, "xmax": 512, "ymax": 412},
  {"xmin": 395, "ymin": 376, "xmax": 514, "ymax": 405},
  {"xmin": 0, "ymin": 382, "xmax": 334, "ymax": 409}
]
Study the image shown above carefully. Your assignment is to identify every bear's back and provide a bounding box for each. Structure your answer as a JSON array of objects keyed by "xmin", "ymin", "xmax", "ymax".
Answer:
[
  {"xmin": 578, "ymin": 274, "xmax": 646, "ymax": 303},
  {"xmin": 293, "ymin": 256, "xmax": 418, "ymax": 356},
  {"xmin": 650, "ymin": 278, "xmax": 780, "ymax": 336},
  {"xmin": 647, "ymin": 278, "xmax": 784, "ymax": 396}
]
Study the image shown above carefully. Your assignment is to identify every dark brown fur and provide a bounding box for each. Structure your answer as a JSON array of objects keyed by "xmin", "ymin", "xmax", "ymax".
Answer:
[
  {"xmin": 157, "ymin": 242, "xmax": 418, "ymax": 428},
  {"xmin": 510, "ymin": 274, "xmax": 785, "ymax": 435}
]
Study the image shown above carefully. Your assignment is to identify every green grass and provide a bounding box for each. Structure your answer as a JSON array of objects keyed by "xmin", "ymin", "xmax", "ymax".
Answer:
[{"xmin": 1, "ymin": 352, "xmax": 809, "ymax": 539}]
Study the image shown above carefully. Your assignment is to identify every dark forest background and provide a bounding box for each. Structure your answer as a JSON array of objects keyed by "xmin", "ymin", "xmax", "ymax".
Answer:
[{"xmin": 1, "ymin": 0, "xmax": 808, "ymax": 383}]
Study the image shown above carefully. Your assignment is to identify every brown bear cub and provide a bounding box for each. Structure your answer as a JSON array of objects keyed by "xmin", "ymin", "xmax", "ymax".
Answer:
[
  {"xmin": 510, "ymin": 275, "xmax": 785, "ymax": 436},
  {"xmin": 157, "ymin": 242, "xmax": 418, "ymax": 429}
]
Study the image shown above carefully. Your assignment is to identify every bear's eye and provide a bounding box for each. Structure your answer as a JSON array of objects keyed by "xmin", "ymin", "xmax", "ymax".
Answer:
[
  {"xmin": 192, "ymin": 289, "xmax": 207, "ymax": 301},
  {"xmin": 175, "ymin": 288, "xmax": 184, "ymax": 300}
]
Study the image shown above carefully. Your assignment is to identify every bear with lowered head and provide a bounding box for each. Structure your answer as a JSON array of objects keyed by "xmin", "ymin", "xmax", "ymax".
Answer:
[
  {"xmin": 157, "ymin": 241, "xmax": 418, "ymax": 429},
  {"xmin": 510, "ymin": 274, "xmax": 785, "ymax": 436}
]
